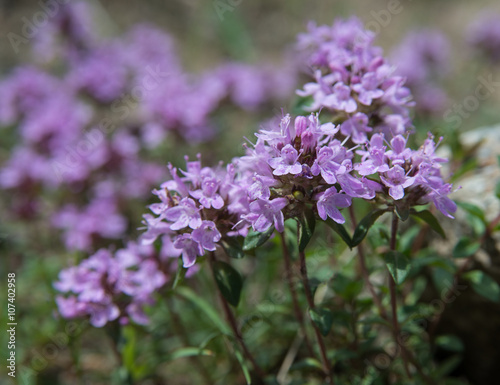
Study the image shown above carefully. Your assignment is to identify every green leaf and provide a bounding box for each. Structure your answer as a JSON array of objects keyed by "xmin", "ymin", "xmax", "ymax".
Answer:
[
  {"xmin": 435, "ymin": 335, "xmax": 464, "ymax": 352},
  {"xmin": 221, "ymin": 237, "xmax": 245, "ymax": 259},
  {"xmin": 234, "ymin": 348, "xmax": 252, "ymax": 384},
  {"xmin": 170, "ymin": 347, "xmax": 214, "ymax": 360},
  {"xmin": 383, "ymin": 251, "xmax": 411, "ymax": 285},
  {"xmin": 242, "ymin": 226, "xmax": 274, "ymax": 251},
  {"xmin": 213, "ymin": 261, "xmax": 243, "ymax": 307},
  {"xmin": 325, "ymin": 219, "xmax": 353, "ymax": 249},
  {"xmin": 298, "ymin": 207, "xmax": 316, "ymax": 252},
  {"xmin": 464, "ymin": 270, "xmax": 500, "ymax": 302},
  {"xmin": 395, "ymin": 201, "xmax": 410, "ymax": 221},
  {"xmin": 309, "ymin": 308, "xmax": 333, "ymax": 336},
  {"xmin": 456, "ymin": 202, "xmax": 486, "ymax": 222},
  {"xmin": 352, "ymin": 209, "xmax": 387, "ymax": 247},
  {"xmin": 495, "ymin": 181, "xmax": 500, "ymax": 201},
  {"xmin": 290, "ymin": 358, "xmax": 324, "ymax": 372},
  {"xmin": 452, "ymin": 237, "xmax": 480, "ymax": 259},
  {"xmin": 121, "ymin": 325, "xmax": 137, "ymax": 375},
  {"xmin": 411, "ymin": 209, "xmax": 446, "ymax": 238},
  {"xmin": 399, "ymin": 225, "xmax": 421, "ymax": 253},
  {"xmin": 172, "ymin": 258, "xmax": 188, "ymax": 289},
  {"xmin": 432, "ymin": 267, "xmax": 456, "ymax": 294},
  {"xmin": 176, "ymin": 287, "xmax": 231, "ymax": 335}
]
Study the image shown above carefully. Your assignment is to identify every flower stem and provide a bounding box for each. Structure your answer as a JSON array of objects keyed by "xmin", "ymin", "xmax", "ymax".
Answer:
[
  {"xmin": 298, "ymin": 249, "xmax": 333, "ymax": 383},
  {"xmin": 208, "ymin": 252, "xmax": 265, "ymax": 381},
  {"xmin": 349, "ymin": 206, "xmax": 387, "ymax": 319},
  {"xmin": 388, "ymin": 213, "xmax": 411, "ymax": 378},
  {"xmin": 279, "ymin": 232, "xmax": 315, "ymax": 356}
]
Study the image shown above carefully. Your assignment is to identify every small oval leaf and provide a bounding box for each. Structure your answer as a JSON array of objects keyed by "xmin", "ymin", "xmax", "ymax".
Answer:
[
  {"xmin": 221, "ymin": 237, "xmax": 245, "ymax": 259},
  {"xmin": 325, "ymin": 219, "xmax": 353, "ymax": 249},
  {"xmin": 213, "ymin": 261, "xmax": 243, "ymax": 307},
  {"xmin": 242, "ymin": 226, "xmax": 275, "ymax": 251},
  {"xmin": 309, "ymin": 308, "xmax": 333, "ymax": 337},
  {"xmin": 452, "ymin": 237, "xmax": 480, "ymax": 259},
  {"xmin": 298, "ymin": 208, "xmax": 316, "ymax": 252},
  {"xmin": 352, "ymin": 209, "xmax": 387, "ymax": 247},
  {"xmin": 411, "ymin": 209, "xmax": 446, "ymax": 238},
  {"xmin": 464, "ymin": 270, "xmax": 500, "ymax": 303},
  {"xmin": 383, "ymin": 251, "xmax": 411, "ymax": 285},
  {"xmin": 435, "ymin": 335, "xmax": 464, "ymax": 353}
]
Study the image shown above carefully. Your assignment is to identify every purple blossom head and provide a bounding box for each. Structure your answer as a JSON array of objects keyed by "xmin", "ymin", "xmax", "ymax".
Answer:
[
  {"xmin": 296, "ymin": 17, "xmax": 413, "ymax": 139},
  {"xmin": 391, "ymin": 29, "xmax": 450, "ymax": 85},
  {"xmin": 467, "ymin": 13, "xmax": 500, "ymax": 63},
  {"xmin": 54, "ymin": 243, "xmax": 169, "ymax": 327}
]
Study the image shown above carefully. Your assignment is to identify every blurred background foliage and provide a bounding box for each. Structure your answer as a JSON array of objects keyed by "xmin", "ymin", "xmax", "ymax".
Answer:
[{"xmin": 1, "ymin": 0, "xmax": 500, "ymax": 384}]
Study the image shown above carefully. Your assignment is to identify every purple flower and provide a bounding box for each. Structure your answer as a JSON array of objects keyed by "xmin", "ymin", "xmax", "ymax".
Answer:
[
  {"xmin": 337, "ymin": 173, "xmax": 379, "ymax": 199},
  {"xmin": 55, "ymin": 295, "xmax": 87, "ymax": 319},
  {"xmin": 380, "ymin": 165, "xmax": 415, "ymax": 200},
  {"xmin": 190, "ymin": 177, "xmax": 224, "ymax": 209},
  {"xmin": 323, "ymin": 82, "xmax": 357, "ymax": 113},
  {"xmin": 243, "ymin": 197, "xmax": 288, "ymax": 233},
  {"xmin": 468, "ymin": 13, "xmax": 500, "ymax": 62},
  {"xmin": 191, "ymin": 220, "xmax": 222, "ymax": 251},
  {"xmin": 426, "ymin": 183, "xmax": 457, "ymax": 219},
  {"xmin": 54, "ymin": 242, "xmax": 172, "ymax": 327},
  {"xmin": 316, "ymin": 187, "xmax": 352, "ymax": 223},
  {"xmin": 268, "ymin": 144, "xmax": 303, "ymax": 176},
  {"xmin": 311, "ymin": 146, "xmax": 347, "ymax": 184},
  {"xmin": 52, "ymin": 198, "xmax": 127, "ymax": 252},
  {"xmin": 352, "ymin": 72, "xmax": 384, "ymax": 105},
  {"xmin": 386, "ymin": 135, "xmax": 412, "ymax": 165},
  {"xmin": 165, "ymin": 198, "xmax": 202, "ymax": 231},
  {"xmin": 248, "ymin": 175, "xmax": 277, "ymax": 200},
  {"xmin": 340, "ymin": 113, "xmax": 372, "ymax": 144},
  {"xmin": 391, "ymin": 29, "xmax": 450, "ymax": 85},
  {"xmin": 173, "ymin": 233, "xmax": 204, "ymax": 267},
  {"xmin": 126, "ymin": 303, "xmax": 150, "ymax": 325},
  {"xmin": 356, "ymin": 134, "xmax": 389, "ymax": 176},
  {"xmin": 88, "ymin": 302, "xmax": 121, "ymax": 327}
]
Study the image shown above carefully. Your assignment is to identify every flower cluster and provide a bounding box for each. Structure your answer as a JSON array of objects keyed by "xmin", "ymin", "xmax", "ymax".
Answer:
[
  {"xmin": 467, "ymin": 12, "xmax": 500, "ymax": 63},
  {"xmin": 0, "ymin": 2, "xmax": 296, "ymax": 251},
  {"xmin": 54, "ymin": 242, "xmax": 179, "ymax": 327},
  {"xmin": 239, "ymin": 112, "xmax": 456, "ymax": 237},
  {"xmin": 141, "ymin": 156, "xmax": 250, "ymax": 268},
  {"xmin": 53, "ymin": 17, "xmax": 457, "ymax": 328},
  {"xmin": 356, "ymin": 133, "xmax": 457, "ymax": 217},
  {"xmin": 296, "ymin": 17, "xmax": 414, "ymax": 142},
  {"xmin": 238, "ymin": 114, "xmax": 361, "ymax": 231},
  {"xmin": 391, "ymin": 29, "xmax": 450, "ymax": 115}
]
